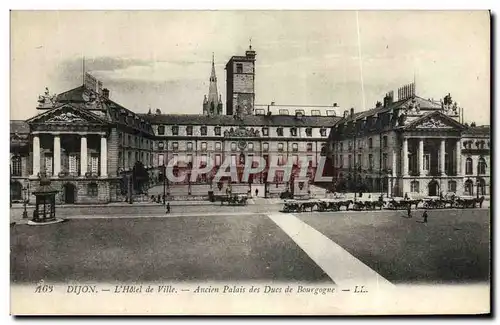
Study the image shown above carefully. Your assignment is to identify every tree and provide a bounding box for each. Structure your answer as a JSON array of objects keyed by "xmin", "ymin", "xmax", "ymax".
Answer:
[
  {"xmin": 471, "ymin": 122, "xmax": 476, "ymax": 127},
  {"xmin": 132, "ymin": 161, "xmax": 149, "ymax": 193}
]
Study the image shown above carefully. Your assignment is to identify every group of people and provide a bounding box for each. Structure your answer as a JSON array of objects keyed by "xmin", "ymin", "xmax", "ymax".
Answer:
[{"xmin": 407, "ymin": 204, "xmax": 428, "ymax": 223}]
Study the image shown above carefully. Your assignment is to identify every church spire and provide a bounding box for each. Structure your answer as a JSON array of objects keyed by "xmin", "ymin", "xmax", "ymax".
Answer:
[{"xmin": 203, "ymin": 53, "xmax": 222, "ymax": 115}]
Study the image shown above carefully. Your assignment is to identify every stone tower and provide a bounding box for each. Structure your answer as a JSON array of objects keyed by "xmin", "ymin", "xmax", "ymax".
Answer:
[
  {"xmin": 225, "ymin": 43, "xmax": 256, "ymax": 116},
  {"xmin": 203, "ymin": 53, "xmax": 223, "ymax": 116}
]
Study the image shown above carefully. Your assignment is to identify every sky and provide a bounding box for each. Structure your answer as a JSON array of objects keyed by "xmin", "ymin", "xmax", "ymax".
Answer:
[{"xmin": 10, "ymin": 10, "xmax": 490, "ymax": 124}]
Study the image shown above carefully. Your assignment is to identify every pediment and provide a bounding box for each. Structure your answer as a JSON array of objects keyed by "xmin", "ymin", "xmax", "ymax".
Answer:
[
  {"xmin": 404, "ymin": 111, "xmax": 465, "ymax": 131},
  {"xmin": 27, "ymin": 104, "xmax": 107, "ymax": 125}
]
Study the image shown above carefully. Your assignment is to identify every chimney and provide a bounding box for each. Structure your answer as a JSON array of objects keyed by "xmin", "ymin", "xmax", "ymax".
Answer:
[
  {"xmin": 350, "ymin": 108, "xmax": 354, "ymax": 118},
  {"xmin": 333, "ymin": 103, "xmax": 338, "ymax": 107},
  {"xmin": 102, "ymin": 88, "xmax": 110, "ymax": 99}
]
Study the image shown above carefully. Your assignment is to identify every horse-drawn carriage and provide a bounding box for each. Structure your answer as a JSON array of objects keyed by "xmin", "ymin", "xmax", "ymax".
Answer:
[
  {"xmin": 352, "ymin": 199, "xmax": 386, "ymax": 211},
  {"xmin": 453, "ymin": 196, "xmax": 485, "ymax": 209},
  {"xmin": 282, "ymin": 199, "xmax": 320, "ymax": 213},
  {"xmin": 219, "ymin": 194, "xmax": 248, "ymax": 206}
]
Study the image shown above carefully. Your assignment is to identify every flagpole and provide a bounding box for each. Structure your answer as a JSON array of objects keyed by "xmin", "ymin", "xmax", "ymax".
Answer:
[{"xmin": 82, "ymin": 56, "xmax": 85, "ymax": 85}]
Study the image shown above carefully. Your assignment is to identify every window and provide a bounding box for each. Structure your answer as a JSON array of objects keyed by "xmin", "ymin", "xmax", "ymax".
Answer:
[
  {"xmin": 158, "ymin": 141, "xmax": 164, "ymax": 150},
  {"xmin": 69, "ymin": 154, "xmax": 79, "ymax": 174},
  {"xmin": 186, "ymin": 154, "xmax": 193, "ymax": 165},
  {"xmin": 383, "ymin": 153, "xmax": 388, "ymax": 170},
  {"xmin": 279, "ymin": 109, "xmax": 289, "ymax": 115},
  {"xmin": 186, "ymin": 142, "xmax": 193, "ymax": 151},
  {"xmin": 157, "ymin": 125, "xmax": 165, "ymax": 135},
  {"xmin": 306, "ymin": 143, "xmax": 313, "ymax": 152},
  {"xmin": 357, "ymin": 154, "xmax": 362, "ymax": 167},
  {"xmin": 464, "ymin": 180, "xmax": 474, "ymax": 196},
  {"xmin": 278, "ymin": 143, "xmax": 284, "ymax": 152},
  {"xmin": 340, "ymin": 143, "xmax": 344, "ymax": 151},
  {"xmin": 290, "ymin": 128, "xmax": 297, "ymax": 136},
  {"xmin": 311, "ymin": 110, "xmax": 321, "ymax": 116},
  {"xmin": 339, "ymin": 155, "xmax": 343, "ymax": 167},
  {"xmin": 262, "ymin": 127, "xmax": 269, "ymax": 136},
  {"xmin": 320, "ymin": 128, "xmax": 327, "ymax": 137},
  {"xmin": 128, "ymin": 135, "xmax": 132, "ymax": 146},
  {"xmin": 424, "ymin": 154, "xmax": 430, "ymax": 171},
  {"xmin": 255, "ymin": 109, "xmax": 265, "ymax": 115},
  {"xmin": 87, "ymin": 183, "xmax": 98, "ymax": 197},
  {"xmin": 186, "ymin": 126, "xmax": 193, "ymax": 136},
  {"xmin": 231, "ymin": 142, "xmax": 237, "ymax": 151},
  {"xmin": 478, "ymin": 157, "xmax": 487, "ymax": 175},
  {"xmin": 214, "ymin": 127, "xmax": 221, "ymax": 136},
  {"xmin": 11, "ymin": 156, "xmax": 21, "ymax": 176},
  {"xmin": 465, "ymin": 157, "xmax": 473, "ymax": 175},
  {"xmin": 369, "ymin": 154, "xmax": 374, "ymax": 170},
  {"xmin": 215, "ymin": 154, "xmax": 222, "ymax": 166},
  {"xmin": 172, "ymin": 142, "xmax": 179, "ymax": 151},
  {"xmin": 236, "ymin": 63, "xmax": 243, "ymax": 73},
  {"xmin": 320, "ymin": 143, "xmax": 327, "ymax": 156},
  {"xmin": 348, "ymin": 141, "xmax": 352, "ymax": 150},
  {"xmin": 248, "ymin": 142, "xmax": 254, "ymax": 151},
  {"xmin": 277, "ymin": 128, "xmax": 284, "ymax": 136},
  {"xmin": 292, "ymin": 143, "xmax": 298, "ymax": 152},
  {"xmin": 292, "ymin": 155, "xmax": 299, "ymax": 165},
  {"xmin": 90, "ymin": 154, "xmax": 99, "ymax": 174},
  {"xmin": 201, "ymin": 126, "xmax": 207, "ymax": 136},
  {"xmin": 368, "ymin": 138, "xmax": 373, "ymax": 149},
  {"xmin": 348, "ymin": 155, "xmax": 352, "ymax": 169},
  {"xmin": 215, "ymin": 142, "xmax": 222, "ymax": 151},
  {"xmin": 305, "ymin": 127, "xmax": 312, "ymax": 136},
  {"xmin": 172, "ymin": 126, "xmax": 179, "ymax": 135},
  {"xmin": 448, "ymin": 180, "xmax": 457, "ymax": 192},
  {"xmin": 278, "ymin": 155, "xmax": 284, "ymax": 165},
  {"xmin": 158, "ymin": 154, "xmax": 164, "ymax": 166},
  {"xmin": 410, "ymin": 181, "xmax": 419, "ymax": 193},
  {"xmin": 44, "ymin": 153, "xmax": 53, "ymax": 176},
  {"xmin": 263, "ymin": 142, "xmax": 269, "ymax": 152},
  {"xmin": 478, "ymin": 178, "xmax": 486, "ymax": 195},
  {"xmin": 326, "ymin": 110, "xmax": 336, "ymax": 116},
  {"xmin": 201, "ymin": 142, "xmax": 207, "ymax": 151},
  {"xmin": 383, "ymin": 136, "xmax": 388, "ymax": 148}
]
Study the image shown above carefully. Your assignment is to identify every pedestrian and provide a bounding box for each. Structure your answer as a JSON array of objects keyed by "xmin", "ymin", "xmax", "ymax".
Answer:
[
  {"xmin": 404, "ymin": 193, "xmax": 409, "ymax": 200},
  {"xmin": 407, "ymin": 205, "xmax": 412, "ymax": 218},
  {"xmin": 255, "ymin": 188, "xmax": 259, "ymax": 197},
  {"xmin": 422, "ymin": 210, "xmax": 428, "ymax": 223},
  {"xmin": 166, "ymin": 202, "xmax": 170, "ymax": 214}
]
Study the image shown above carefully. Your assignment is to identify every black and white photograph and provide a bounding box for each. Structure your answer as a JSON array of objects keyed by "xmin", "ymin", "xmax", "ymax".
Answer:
[{"xmin": 9, "ymin": 10, "xmax": 491, "ymax": 315}]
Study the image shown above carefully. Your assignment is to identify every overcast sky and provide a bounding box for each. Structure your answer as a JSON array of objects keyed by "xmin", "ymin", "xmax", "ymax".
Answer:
[{"xmin": 11, "ymin": 10, "xmax": 490, "ymax": 124}]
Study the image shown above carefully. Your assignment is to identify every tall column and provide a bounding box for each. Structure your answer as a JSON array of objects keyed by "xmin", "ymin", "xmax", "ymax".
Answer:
[
  {"xmin": 418, "ymin": 138, "xmax": 424, "ymax": 176},
  {"xmin": 100, "ymin": 135, "xmax": 107, "ymax": 177},
  {"xmin": 402, "ymin": 137, "xmax": 409, "ymax": 176},
  {"xmin": 80, "ymin": 135, "xmax": 87, "ymax": 176},
  {"xmin": 456, "ymin": 140, "xmax": 461, "ymax": 175},
  {"xmin": 53, "ymin": 135, "xmax": 61, "ymax": 176},
  {"xmin": 392, "ymin": 150, "xmax": 397, "ymax": 177},
  {"xmin": 440, "ymin": 139, "xmax": 446, "ymax": 176},
  {"xmin": 32, "ymin": 135, "xmax": 40, "ymax": 177}
]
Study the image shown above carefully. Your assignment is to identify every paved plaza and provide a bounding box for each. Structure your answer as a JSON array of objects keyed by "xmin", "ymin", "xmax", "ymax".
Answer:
[{"xmin": 10, "ymin": 202, "xmax": 490, "ymax": 285}]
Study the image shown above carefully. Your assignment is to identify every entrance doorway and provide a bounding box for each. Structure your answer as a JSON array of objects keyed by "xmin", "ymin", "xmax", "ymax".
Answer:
[
  {"xmin": 428, "ymin": 180, "xmax": 439, "ymax": 196},
  {"xmin": 63, "ymin": 183, "xmax": 76, "ymax": 204}
]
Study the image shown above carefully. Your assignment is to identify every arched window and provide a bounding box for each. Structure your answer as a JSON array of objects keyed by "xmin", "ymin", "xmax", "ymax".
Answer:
[
  {"xmin": 410, "ymin": 180, "xmax": 419, "ymax": 193},
  {"xmin": 87, "ymin": 183, "xmax": 98, "ymax": 197},
  {"xmin": 478, "ymin": 157, "xmax": 487, "ymax": 175},
  {"xmin": 464, "ymin": 180, "xmax": 474, "ymax": 196},
  {"xmin": 478, "ymin": 178, "xmax": 486, "ymax": 196},
  {"xmin": 10, "ymin": 181, "xmax": 22, "ymax": 201},
  {"xmin": 11, "ymin": 156, "xmax": 22, "ymax": 176},
  {"xmin": 448, "ymin": 180, "xmax": 457, "ymax": 193},
  {"xmin": 465, "ymin": 157, "xmax": 473, "ymax": 175}
]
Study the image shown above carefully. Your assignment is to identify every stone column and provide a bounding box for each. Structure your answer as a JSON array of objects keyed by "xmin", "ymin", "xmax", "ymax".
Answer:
[
  {"xmin": 440, "ymin": 139, "xmax": 446, "ymax": 176},
  {"xmin": 53, "ymin": 135, "xmax": 61, "ymax": 176},
  {"xmin": 418, "ymin": 138, "xmax": 424, "ymax": 176},
  {"xmin": 456, "ymin": 140, "xmax": 461, "ymax": 175},
  {"xmin": 402, "ymin": 137, "xmax": 409, "ymax": 176},
  {"xmin": 32, "ymin": 135, "xmax": 40, "ymax": 177},
  {"xmin": 100, "ymin": 135, "xmax": 107, "ymax": 177},
  {"xmin": 392, "ymin": 150, "xmax": 397, "ymax": 177},
  {"xmin": 80, "ymin": 135, "xmax": 87, "ymax": 176}
]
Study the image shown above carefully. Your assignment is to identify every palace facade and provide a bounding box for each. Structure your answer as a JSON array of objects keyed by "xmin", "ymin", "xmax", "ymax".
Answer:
[{"xmin": 326, "ymin": 89, "xmax": 491, "ymax": 198}]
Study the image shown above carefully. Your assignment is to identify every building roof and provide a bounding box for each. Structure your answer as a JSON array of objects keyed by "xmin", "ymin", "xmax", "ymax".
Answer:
[
  {"xmin": 140, "ymin": 113, "xmax": 341, "ymax": 127},
  {"xmin": 463, "ymin": 125, "xmax": 490, "ymax": 136},
  {"xmin": 336, "ymin": 95, "xmax": 443, "ymax": 124},
  {"xmin": 10, "ymin": 120, "xmax": 30, "ymax": 134}
]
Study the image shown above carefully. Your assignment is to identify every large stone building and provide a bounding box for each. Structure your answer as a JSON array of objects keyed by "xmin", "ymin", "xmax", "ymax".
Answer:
[
  {"xmin": 326, "ymin": 87, "xmax": 491, "ymax": 198},
  {"xmin": 10, "ymin": 46, "xmax": 490, "ymax": 204}
]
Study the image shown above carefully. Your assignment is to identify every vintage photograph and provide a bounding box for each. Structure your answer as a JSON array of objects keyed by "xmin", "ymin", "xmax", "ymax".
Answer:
[{"xmin": 9, "ymin": 10, "xmax": 490, "ymax": 315}]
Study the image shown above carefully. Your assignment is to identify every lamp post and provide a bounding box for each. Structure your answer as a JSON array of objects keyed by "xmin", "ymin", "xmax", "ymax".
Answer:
[
  {"xmin": 162, "ymin": 164, "xmax": 166, "ymax": 205},
  {"xmin": 22, "ymin": 186, "xmax": 28, "ymax": 219}
]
